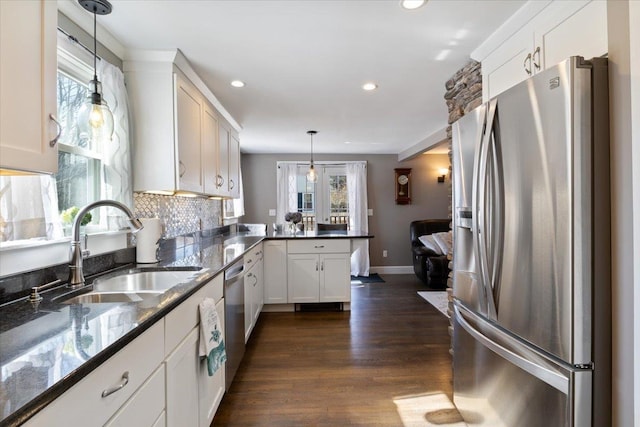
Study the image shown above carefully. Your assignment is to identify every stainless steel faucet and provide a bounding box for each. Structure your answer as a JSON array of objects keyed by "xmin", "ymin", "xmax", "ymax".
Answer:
[{"xmin": 68, "ymin": 200, "xmax": 143, "ymax": 288}]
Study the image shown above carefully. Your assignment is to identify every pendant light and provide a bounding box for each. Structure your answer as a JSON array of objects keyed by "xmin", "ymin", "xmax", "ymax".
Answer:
[
  {"xmin": 306, "ymin": 130, "xmax": 318, "ymax": 183},
  {"xmin": 77, "ymin": 0, "xmax": 114, "ymax": 143}
]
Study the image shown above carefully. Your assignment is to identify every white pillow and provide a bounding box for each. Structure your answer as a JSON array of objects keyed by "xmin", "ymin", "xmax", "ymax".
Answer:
[
  {"xmin": 432, "ymin": 231, "xmax": 452, "ymax": 256},
  {"xmin": 418, "ymin": 235, "xmax": 443, "ymax": 255}
]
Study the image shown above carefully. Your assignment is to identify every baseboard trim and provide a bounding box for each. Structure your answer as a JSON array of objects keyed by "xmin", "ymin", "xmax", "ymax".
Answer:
[{"xmin": 370, "ymin": 266, "xmax": 413, "ymax": 275}]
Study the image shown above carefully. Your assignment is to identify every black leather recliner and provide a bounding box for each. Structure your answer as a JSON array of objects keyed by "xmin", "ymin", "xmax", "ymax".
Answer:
[{"xmin": 410, "ymin": 219, "xmax": 450, "ymax": 289}]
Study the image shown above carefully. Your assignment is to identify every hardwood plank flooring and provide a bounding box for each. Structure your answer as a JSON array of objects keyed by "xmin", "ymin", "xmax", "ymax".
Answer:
[{"xmin": 213, "ymin": 274, "xmax": 455, "ymax": 426}]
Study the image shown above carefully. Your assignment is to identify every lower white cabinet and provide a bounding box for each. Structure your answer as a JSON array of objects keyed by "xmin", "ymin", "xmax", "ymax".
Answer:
[
  {"xmin": 198, "ymin": 298, "xmax": 225, "ymax": 427},
  {"xmin": 263, "ymin": 240, "xmax": 287, "ymax": 304},
  {"xmin": 24, "ymin": 321, "xmax": 165, "ymax": 427},
  {"xmin": 244, "ymin": 243, "xmax": 264, "ymax": 342},
  {"xmin": 105, "ymin": 365, "xmax": 165, "ymax": 427},
  {"xmin": 165, "ymin": 327, "xmax": 199, "ymax": 427},
  {"xmin": 287, "ymin": 239, "xmax": 351, "ymax": 304}
]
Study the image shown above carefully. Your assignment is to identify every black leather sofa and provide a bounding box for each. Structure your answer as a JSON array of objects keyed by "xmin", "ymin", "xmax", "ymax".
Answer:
[{"xmin": 410, "ymin": 219, "xmax": 450, "ymax": 289}]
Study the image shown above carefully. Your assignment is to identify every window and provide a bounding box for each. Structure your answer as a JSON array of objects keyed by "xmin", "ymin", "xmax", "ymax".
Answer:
[
  {"xmin": 293, "ymin": 165, "xmax": 349, "ymax": 231},
  {"xmin": 56, "ymin": 71, "xmax": 103, "ymax": 223}
]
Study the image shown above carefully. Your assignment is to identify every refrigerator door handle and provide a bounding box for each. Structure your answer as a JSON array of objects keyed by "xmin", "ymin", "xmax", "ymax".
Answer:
[
  {"xmin": 471, "ymin": 106, "xmax": 489, "ymax": 313},
  {"xmin": 477, "ymin": 99, "xmax": 498, "ymax": 319},
  {"xmin": 454, "ymin": 303, "xmax": 570, "ymax": 394}
]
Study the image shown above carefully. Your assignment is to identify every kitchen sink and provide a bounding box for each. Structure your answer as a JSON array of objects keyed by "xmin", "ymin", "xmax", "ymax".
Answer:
[
  {"xmin": 62, "ymin": 291, "xmax": 163, "ymax": 305},
  {"xmin": 92, "ymin": 270, "xmax": 201, "ymax": 293},
  {"xmin": 58, "ymin": 269, "xmax": 204, "ymax": 305}
]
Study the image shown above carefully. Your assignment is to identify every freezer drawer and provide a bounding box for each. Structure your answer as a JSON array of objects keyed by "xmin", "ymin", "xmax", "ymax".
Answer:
[{"xmin": 453, "ymin": 302, "xmax": 592, "ymax": 427}]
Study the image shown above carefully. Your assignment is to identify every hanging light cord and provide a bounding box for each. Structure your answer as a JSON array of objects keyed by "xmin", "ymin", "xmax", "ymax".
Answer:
[{"xmin": 92, "ymin": 7, "xmax": 98, "ymax": 82}]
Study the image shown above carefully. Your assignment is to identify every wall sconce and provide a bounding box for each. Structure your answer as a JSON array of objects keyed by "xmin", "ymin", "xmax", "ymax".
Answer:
[{"xmin": 437, "ymin": 168, "xmax": 448, "ymax": 183}]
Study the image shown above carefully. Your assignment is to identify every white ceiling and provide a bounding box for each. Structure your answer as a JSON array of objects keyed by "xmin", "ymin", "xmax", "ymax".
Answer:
[{"xmin": 66, "ymin": 0, "xmax": 525, "ymax": 155}]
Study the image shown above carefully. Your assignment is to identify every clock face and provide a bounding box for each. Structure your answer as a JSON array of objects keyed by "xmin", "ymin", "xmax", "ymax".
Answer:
[{"xmin": 397, "ymin": 174, "xmax": 409, "ymax": 185}]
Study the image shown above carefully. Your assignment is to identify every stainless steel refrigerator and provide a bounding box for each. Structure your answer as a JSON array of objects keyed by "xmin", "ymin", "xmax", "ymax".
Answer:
[{"xmin": 451, "ymin": 56, "xmax": 610, "ymax": 426}]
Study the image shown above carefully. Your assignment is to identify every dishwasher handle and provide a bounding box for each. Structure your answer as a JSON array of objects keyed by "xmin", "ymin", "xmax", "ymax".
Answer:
[{"xmin": 226, "ymin": 262, "xmax": 245, "ymax": 280}]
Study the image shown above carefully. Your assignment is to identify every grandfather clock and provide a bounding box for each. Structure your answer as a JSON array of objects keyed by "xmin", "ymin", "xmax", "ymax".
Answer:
[{"xmin": 394, "ymin": 168, "xmax": 411, "ymax": 205}]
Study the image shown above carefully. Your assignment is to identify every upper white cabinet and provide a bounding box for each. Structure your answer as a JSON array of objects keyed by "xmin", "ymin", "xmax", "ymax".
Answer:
[
  {"xmin": 478, "ymin": 0, "xmax": 608, "ymax": 100},
  {"xmin": 125, "ymin": 50, "xmax": 241, "ymax": 197},
  {"xmin": 215, "ymin": 120, "xmax": 241, "ymax": 199},
  {"xmin": 175, "ymin": 74, "xmax": 204, "ymax": 194},
  {"xmin": 0, "ymin": 0, "xmax": 58, "ymax": 174}
]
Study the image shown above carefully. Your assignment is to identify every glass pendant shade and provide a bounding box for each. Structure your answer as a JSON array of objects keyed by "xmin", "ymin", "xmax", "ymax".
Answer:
[
  {"xmin": 78, "ymin": 79, "xmax": 114, "ymax": 143},
  {"xmin": 306, "ymin": 130, "xmax": 318, "ymax": 183},
  {"xmin": 307, "ymin": 163, "xmax": 318, "ymax": 183}
]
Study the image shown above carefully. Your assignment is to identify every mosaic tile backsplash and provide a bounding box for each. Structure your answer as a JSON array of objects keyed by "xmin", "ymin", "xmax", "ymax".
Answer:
[{"xmin": 134, "ymin": 193, "xmax": 223, "ymax": 239}]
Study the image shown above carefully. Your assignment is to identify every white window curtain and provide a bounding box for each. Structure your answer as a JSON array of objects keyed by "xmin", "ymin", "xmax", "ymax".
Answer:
[
  {"xmin": 0, "ymin": 176, "xmax": 63, "ymax": 242},
  {"xmin": 275, "ymin": 162, "xmax": 299, "ymax": 223},
  {"xmin": 97, "ymin": 58, "xmax": 133, "ymax": 228},
  {"xmin": 346, "ymin": 162, "xmax": 370, "ymax": 276}
]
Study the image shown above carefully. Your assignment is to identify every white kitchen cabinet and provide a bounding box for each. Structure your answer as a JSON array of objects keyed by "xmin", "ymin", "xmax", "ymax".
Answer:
[
  {"xmin": 244, "ymin": 243, "xmax": 263, "ymax": 341},
  {"xmin": 480, "ymin": 0, "xmax": 607, "ymax": 100},
  {"xmin": 0, "ymin": 0, "xmax": 58, "ymax": 174},
  {"xmin": 175, "ymin": 74, "xmax": 204, "ymax": 193},
  {"xmin": 287, "ymin": 239, "xmax": 351, "ymax": 304},
  {"xmin": 165, "ymin": 327, "xmax": 199, "ymax": 427},
  {"xmin": 263, "ymin": 240, "xmax": 288, "ymax": 304},
  {"xmin": 202, "ymin": 104, "xmax": 219, "ymax": 195},
  {"xmin": 105, "ymin": 365, "xmax": 165, "ymax": 427},
  {"xmin": 125, "ymin": 51, "xmax": 239, "ymax": 197},
  {"xmin": 228, "ymin": 133, "xmax": 241, "ymax": 199},
  {"xmin": 198, "ymin": 298, "xmax": 225, "ymax": 427},
  {"xmin": 24, "ymin": 321, "xmax": 165, "ymax": 427}
]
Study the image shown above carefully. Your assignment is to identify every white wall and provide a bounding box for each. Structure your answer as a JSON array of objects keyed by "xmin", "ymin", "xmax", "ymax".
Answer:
[{"xmin": 607, "ymin": 1, "xmax": 640, "ymax": 425}]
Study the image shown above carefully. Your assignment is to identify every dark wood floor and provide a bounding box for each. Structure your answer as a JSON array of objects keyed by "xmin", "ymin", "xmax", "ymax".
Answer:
[{"xmin": 213, "ymin": 274, "xmax": 454, "ymax": 426}]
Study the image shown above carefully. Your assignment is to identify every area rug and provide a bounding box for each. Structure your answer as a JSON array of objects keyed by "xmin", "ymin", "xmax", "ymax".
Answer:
[
  {"xmin": 350, "ymin": 273, "xmax": 385, "ymax": 284},
  {"xmin": 418, "ymin": 291, "xmax": 449, "ymax": 318},
  {"xmin": 394, "ymin": 392, "xmax": 467, "ymax": 426}
]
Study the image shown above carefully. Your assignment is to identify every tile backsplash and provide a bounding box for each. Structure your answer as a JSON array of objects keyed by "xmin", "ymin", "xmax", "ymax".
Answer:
[{"xmin": 134, "ymin": 193, "xmax": 222, "ymax": 239}]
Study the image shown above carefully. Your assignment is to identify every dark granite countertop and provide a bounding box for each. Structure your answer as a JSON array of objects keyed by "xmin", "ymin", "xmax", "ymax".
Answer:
[
  {"xmin": 266, "ymin": 229, "xmax": 373, "ymax": 239},
  {"xmin": 0, "ymin": 233, "xmax": 263, "ymax": 427}
]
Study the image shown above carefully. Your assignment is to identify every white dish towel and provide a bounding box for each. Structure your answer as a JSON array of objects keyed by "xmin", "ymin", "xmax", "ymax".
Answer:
[{"xmin": 198, "ymin": 298, "xmax": 227, "ymax": 376}]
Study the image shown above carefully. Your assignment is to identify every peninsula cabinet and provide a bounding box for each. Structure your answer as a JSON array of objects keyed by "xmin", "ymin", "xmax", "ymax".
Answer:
[
  {"xmin": 479, "ymin": 0, "xmax": 607, "ymax": 100},
  {"xmin": 263, "ymin": 240, "xmax": 288, "ymax": 304},
  {"xmin": 0, "ymin": 0, "xmax": 58, "ymax": 174},
  {"xmin": 287, "ymin": 240, "xmax": 351, "ymax": 304}
]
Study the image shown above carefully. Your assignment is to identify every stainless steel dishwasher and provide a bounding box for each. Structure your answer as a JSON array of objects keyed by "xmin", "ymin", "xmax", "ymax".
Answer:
[{"xmin": 224, "ymin": 257, "xmax": 245, "ymax": 390}]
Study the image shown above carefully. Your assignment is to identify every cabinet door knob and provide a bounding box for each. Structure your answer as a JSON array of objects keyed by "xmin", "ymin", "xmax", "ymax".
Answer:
[
  {"xmin": 533, "ymin": 46, "xmax": 541, "ymax": 71},
  {"xmin": 523, "ymin": 53, "xmax": 532, "ymax": 76},
  {"xmin": 101, "ymin": 371, "xmax": 129, "ymax": 398},
  {"xmin": 49, "ymin": 114, "xmax": 62, "ymax": 147}
]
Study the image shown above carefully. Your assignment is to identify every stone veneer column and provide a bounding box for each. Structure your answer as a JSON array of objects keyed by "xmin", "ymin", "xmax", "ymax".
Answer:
[{"xmin": 442, "ymin": 60, "xmax": 482, "ymax": 357}]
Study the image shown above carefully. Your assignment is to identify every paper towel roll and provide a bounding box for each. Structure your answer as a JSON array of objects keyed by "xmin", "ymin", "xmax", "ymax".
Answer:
[{"xmin": 136, "ymin": 218, "xmax": 163, "ymax": 263}]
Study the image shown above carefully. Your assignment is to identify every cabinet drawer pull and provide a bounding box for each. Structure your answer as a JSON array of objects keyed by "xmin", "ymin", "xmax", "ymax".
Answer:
[
  {"xmin": 229, "ymin": 179, "xmax": 234, "ymax": 190},
  {"xmin": 49, "ymin": 114, "xmax": 62, "ymax": 147},
  {"xmin": 532, "ymin": 46, "xmax": 541, "ymax": 71},
  {"xmin": 321, "ymin": 261, "xmax": 324, "ymax": 271},
  {"xmin": 315, "ymin": 261, "xmax": 318, "ymax": 271},
  {"xmin": 101, "ymin": 371, "xmax": 129, "ymax": 398},
  {"xmin": 314, "ymin": 245, "xmax": 325, "ymax": 249},
  {"xmin": 179, "ymin": 161, "xmax": 186, "ymax": 178},
  {"xmin": 523, "ymin": 53, "xmax": 532, "ymax": 76}
]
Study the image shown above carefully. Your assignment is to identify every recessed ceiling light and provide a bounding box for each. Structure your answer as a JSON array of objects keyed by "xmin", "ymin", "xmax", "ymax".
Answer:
[
  {"xmin": 344, "ymin": 141, "xmax": 352, "ymax": 144},
  {"xmin": 400, "ymin": 0, "xmax": 426, "ymax": 10},
  {"xmin": 231, "ymin": 80, "xmax": 245, "ymax": 88},
  {"xmin": 362, "ymin": 82, "xmax": 378, "ymax": 91}
]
